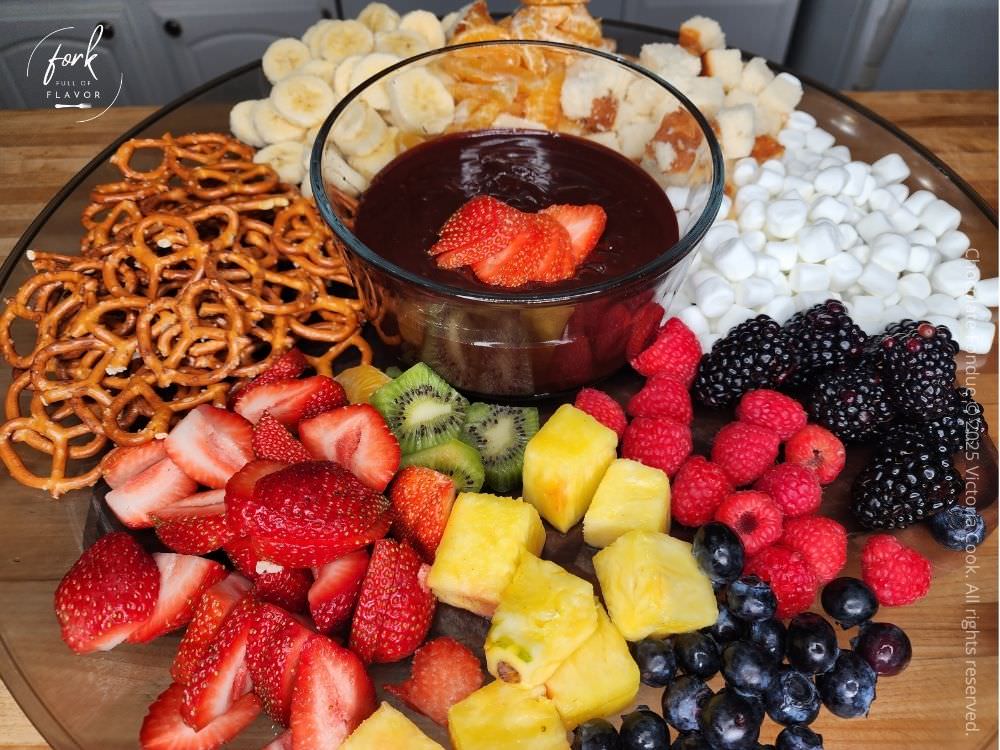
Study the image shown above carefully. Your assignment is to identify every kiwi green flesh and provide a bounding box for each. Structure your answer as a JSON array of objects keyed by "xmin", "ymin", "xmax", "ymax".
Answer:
[
  {"xmin": 370, "ymin": 362, "xmax": 469, "ymax": 455},
  {"xmin": 400, "ymin": 438, "xmax": 485, "ymax": 493},
  {"xmin": 460, "ymin": 403, "xmax": 539, "ymax": 494}
]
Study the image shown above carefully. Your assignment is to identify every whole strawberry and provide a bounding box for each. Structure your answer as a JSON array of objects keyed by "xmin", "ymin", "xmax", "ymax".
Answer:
[
  {"xmin": 781, "ymin": 516, "xmax": 848, "ymax": 585},
  {"xmin": 671, "ymin": 456, "xmax": 733, "ymax": 527},
  {"xmin": 714, "ymin": 490, "xmax": 784, "ymax": 555},
  {"xmin": 711, "ymin": 421, "xmax": 780, "ymax": 486},
  {"xmin": 574, "ymin": 387, "xmax": 627, "ymax": 438},
  {"xmin": 622, "ymin": 417, "xmax": 693, "ymax": 477},
  {"xmin": 754, "ymin": 463, "xmax": 822, "ymax": 517},
  {"xmin": 736, "ymin": 389, "xmax": 808, "ymax": 441},
  {"xmin": 745, "ymin": 545, "xmax": 820, "ymax": 619},
  {"xmin": 629, "ymin": 317, "xmax": 702, "ymax": 385},
  {"xmin": 627, "ymin": 375, "xmax": 693, "ymax": 424},
  {"xmin": 861, "ymin": 534, "xmax": 932, "ymax": 606}
]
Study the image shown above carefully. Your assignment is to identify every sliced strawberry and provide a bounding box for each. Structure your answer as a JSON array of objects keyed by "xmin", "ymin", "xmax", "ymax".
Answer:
[
  {"xmin": 526, "ymin": 213, "xmax": 576, "ymax": 283},
  {"xmin": 249, "ymin": 621, "xmax": 315, "ymax": 725},
  {"xmin": 348, "ymin": 539, "xmax": 435, "ymax": 664},
  {"xmin": 140, "ymin": 683, "xmax": 260, "ymax": 750},
  {"xmin": 252, "ymin": 411, "xmax": 312, "ymax": 463},
  {"xmin": 105, "ymin": 456, "xmax": 198, "ymax": 529},
  {"xmin": 298, "ymin": 405, "xmax": 401, "ymax": 492},
  {"xmin": 154, "ymin": 489, "xmax": 226, "ymax": 520},
  {"xmin": 430, "ymin": 195, "xmax": 526, "ymax": 266},
  {"xmin": 165, "ymin": 405, "xmax": 254, "ymax": 489},
  {"xmin": 541, "ymin": 203, "xmax": 607, "ymax": 262},
  {"xmin": 54, "ymin": 532, "xmax": 159, "ymax": 654},
  {"xmin": 234, "ymin": 376, "xmax": 345, "ymax": 426},
  {"xmin": 102, "ymin": 440, "xmax": 166, "ymax": 489},
  {"xmin": 224, "ymin": 538, "xmax": 312, "ymax": 613},
  {"xmin": 308, "ymin": 549, "xmax": 369, "ymax": 634},
  {"xmin": 230, "ymin": 349, "xmax": 308, "ymax": 410},
  {"xmin": 385, "ymin": 637, "xmax": 484, "ymax": 725},
  {"xmin": 153, "ymin": 490, "xmax": 234, "ymax": 555},
  {"xmin": 469, "ymin": 218, "xmax": 542, "ymax": 288},
  {"xmin": 129, "ymin": 554, "xmax": 227, "ymax": 644},
  {"xmin": 225, "ymin": 459, "xmax": 287, "ymax": 538},
  {"xmin": 171, "ymin": 573, "xmax": 253, "ymax": 685},
  {"xmin": 290, "ymin": 636, "xmax": 376, "ymax": 749},
  {"xmin": 389, "ymin": 466, "xmax": 456, "ymax": 562},
  {"xmin": 297, "ymin": 378, "xmax": 348, "ymax": 423},
  {"xmin": 262, "ymin": 731, "xmax": 292, "ymax": 750}
]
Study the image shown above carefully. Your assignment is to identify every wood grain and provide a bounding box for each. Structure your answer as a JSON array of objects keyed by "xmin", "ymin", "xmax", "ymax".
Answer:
[{"xmin": 0, "ymin": 90, "xmax": 996, "ymax": 749}]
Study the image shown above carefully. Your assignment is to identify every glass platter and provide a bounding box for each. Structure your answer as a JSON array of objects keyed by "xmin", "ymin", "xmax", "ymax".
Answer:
[{"xmin": 0, "ymin": 18, "xmax": 996, "ymax": 749}]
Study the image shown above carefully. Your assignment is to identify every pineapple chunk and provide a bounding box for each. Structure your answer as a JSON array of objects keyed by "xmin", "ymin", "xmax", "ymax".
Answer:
[
  {"xmin": 522, "ymin": 404, "xmax": 618, "ymax": 532},
  {"xmin": 594, "ymin": 530, "xmax": 717, "ymax": 641},
  {"xmin": 427, "ymin": 492, "xmax": 545, "ymax": 617},
  {"xmin": 449, "ymin": 681, "xmax": 570, "ymax": 750},
  {"xmin": 341, "ymin": 702, "xmax": 443, "ymax": 749},
  {"xmin": 545, "ymin": 605, "xmax": 640, "ymax": 729},
  {"xmin": 485, "ymin": 553, "xmax": 599, "ymax": 687},
  {"xmin": 583, "ymin": 459, "xmax": 670, "ymax": 548}
]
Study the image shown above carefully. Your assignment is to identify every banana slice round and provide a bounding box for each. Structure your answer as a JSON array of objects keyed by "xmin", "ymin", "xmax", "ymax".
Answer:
[
  {"xmin": 322, "ymin": 145, "xmax": 369, "ymax": 197},
  {"xmin": 357, "ymin": 2, "xmax": 401, "ymax": 33},
  {"xmin": 253, "ymin": 141, "xmax": 306, "ymax": 184},
  {"xmin": 348, "ymin": 127, "xmax": 400, "ymax": 180},
  {"xmin": 262, "ymin": 37, "xmax": 311, "ymax": 84},
  {"xmin": 297, "ymin": 58, "xmax": 337, "ymax": 86},
  {"xmin": 331, "ymin": 100, "xmax": 389, "ymax": 157},
  {"xmin": 303, "ymin": 19, "xmax": 335, "ymax": 53},
  {"xmin": 333, "ymin": 55, "xmax": 362, "ymax": 98},
  {"xmin": 314, "ymin": 19, "xmax": 374, "ymax": 65},
  {"xmin": 375, "ymin": 29, "xmax": 431, "ymax": 58},
  {"xmin": 387, "ymin": 66, "xmax": 455, "ymax": 135},
  {"xmin": 271, "ymin": 73, "xmax": 338, "ymax": 128},
  {"xmin": 230, "ymin": 99, "xmax": 266, "ymax": 147},
  {"xmin": 252, "ymin": 99, "xmax": 306, "ymax": 144},
  {"xmin": 348, "ymin": 53, "xmax": 401, "ymax": 111},
  {"xmin": 441, "ymin": 10, "xmax": 462, "ymax": 40},
  {"xmin": 399, "ymin": 10, "xmax": 446, "ymax": 49}
]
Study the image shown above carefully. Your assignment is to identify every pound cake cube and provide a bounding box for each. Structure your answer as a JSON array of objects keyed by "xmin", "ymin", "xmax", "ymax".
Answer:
[
  {"xmin": 717, "ymin": 104, "xmax": 756, "ymax": 160},
  {"xmin": 758, "ymin": 72, "xmax": 803, "ymax": 114},
  {"xmin": 739, "ymin": 56, "xmax": 775, "ymax": 95},
  {"xmin": 679, "ymin": 15, "xmax": 726, "ymax": 55},
  {"xmin": 341, "ymin": 703, "xmax": 443, "ymax": 749},
  {"xmin": 583, "ymin": 459, "xmax": 670, "ymax": 548},
  {"xmin": 703, "ymin": 48, "xmax": 743, "ymax": 91},
  {"xmin": 449, "ymin": 681, "xmax": 570, "ymax": 750}
]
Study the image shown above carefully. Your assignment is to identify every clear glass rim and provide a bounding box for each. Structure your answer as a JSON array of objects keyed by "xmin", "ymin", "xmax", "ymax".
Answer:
[{"xmin": 309, "ymin": 39, "xmax": 726, "ymax": 305}]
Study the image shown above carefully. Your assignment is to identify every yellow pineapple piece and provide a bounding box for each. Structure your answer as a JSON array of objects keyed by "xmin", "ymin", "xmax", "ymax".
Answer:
[
  {"xmin": 341, "ymin": 702, "xmax": 443, "ymax": 749},
  {"xmin": 335, "ymin": 365, "xmax": 392, "ymax": 404},
  {"xmin": 594, "ymin": 530, "xmax": 717, "ymax": 641},
  {"xmin": 449, "ymin": 680, "xmax": 570, "ymax": 750},
  {"xmin": 583, "ymin": 459, "xmax": 670, "ymax": 548},
  {"xmin": 522, "ymin": 404, "xmax": 618, "ymax": 533},
  {"xmin": 485, "ymin": 553, "xmax": 599, "ymax": 687},
  {"xmin": 545, "ymin": 605, "xmax": 640, "ymax": 729},
  {"xmin": 427, "ymin": 492, "xmax": 545, "ymax": 617}
]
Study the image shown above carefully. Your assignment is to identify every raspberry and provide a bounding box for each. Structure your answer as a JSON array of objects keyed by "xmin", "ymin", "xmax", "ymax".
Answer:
[
  {"xmin": 626, "ymin": 375, "xmax": 693, "ymax": 424},
  {"xmin": 714, "ymin": 490, "xmax": 784, "ymax": 555},
  {"xmin": 754, "ymin": 463, "xmax": 822, "ymax": 517},
  {"xmin": 671, "ymin": 456, "xmax": 733, "ymax": 527},
  {"xmin": 861, "ymin": 534, "xmax": 932, "ymax": 606},
  {"xmin": 785, "ymin": 425, "xmax": 846, "ymax": 485},
  {"xmin": 781, "ymin": 516, "xmax": 847, "ymax": 584},
  {"xmin": 736, "ymin": 389, "xmax": 808, "ymax": 441},
  {"xmin": 629, "ymin": 317, "xmax": 702, "ymax": 385},
  {"xmin": 626, "ymin": 302, "xmax": 665, "ymax": 360},
  {"xmin": 745, "ymin": 545, "xmax": 820, "ymax": 619},
  {"xmin": 574, "ymin": 387, "xmax": 627, "ymax": 438},
  {"xmin": 711, "ymin": 421, "xmax": 780, "ymax": 486},
  {"xmin": 622, "ymin": 417, "xmax": 692, "ymax": 477}
]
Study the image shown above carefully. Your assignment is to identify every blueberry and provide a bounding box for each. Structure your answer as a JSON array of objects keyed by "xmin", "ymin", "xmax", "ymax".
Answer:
[
  {"xmin": 852, "ymin": 622, "xmax": 912, "ymax": 676},
  {"xmin": 721, "ymin": 641, "xmax": 778, "ymax": 695},
  {"xmin": 704, "ymin": 606, "xmax": 747, "ymax": 644},
  {"xmin": 662, "ymin": 675, "xmax": 713, "ymax": 732},
  {"xmin": 670, "ymin": 731, "xmax": 712, "ymax": 750},
  {"xmin": 764, "ymin": 668, "xmax": 820, "ymax": 726},
  {"xmin": 747, "ymin": 618, "xmax": 786, "ymax": 662},
  {"xmin": 674, "ymin": 632, "xmax": 722, "ymax": 679},
  {"xmin": 726, "ymin": 576, "xmax": 778, "ymax": 622},
  {"xmin": 775, "ymin": 725, "xmax": 824, "ymax": 750},
  {"xmin": 820, "ymin": 577, "xmax": 878, "ymax": 629},
  {"xmin": 573, "ymin": 718, "xmax": 622, "ymax": 750},
  {"xmin": 632, "ymin": 638, "xmax": 677, "ymax": 687},
  {"xmin": 786, "ymin": 613, "xmax": 839, "ymax": 674},
  {"xmin": 928, "ymin": 504, "xmax": 986, "ymax": 550},
  {"xmin": 621, "ymin": 705, "xmax": 671, "ymax": 750},
  {"xmin": 698, "ymin": 690, "xmax": 762, "ymax": 750},
  {"xmin": 816, "ymin": 650, "xmax": 878, "ymax": 718},
  {"xmin": 693, "ymin": 522, "xmax": 746, "ymax": 585}
]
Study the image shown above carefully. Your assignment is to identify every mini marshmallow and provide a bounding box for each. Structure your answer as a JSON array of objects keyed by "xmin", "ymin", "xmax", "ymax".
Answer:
[
  {"xmin": 676, "ymin": 304, "xmax": 711, "ymax": 337},
  {"xmin": 899, "ymin": 295, "xmax": 929, "ymax": 319},
  {"xmin": 850, "ymin": 295, "xmax": 884, "ymax": 320},
  {"xmin": 870, "ymin": 233, "xmax": 909, "ymax": 274},
  {"xmin": 837, "ymin": 223, "xmax": 860, "ymax": 248},
  {"xmin": 886, "ymin": 183, "xmax": 909, "ymax": 203},
  {"xmin": 794, "ymin": 290, "xmax": 829, "ymax": 310},
  {"xmin": 926, "ymin": 314, "xmax": 961, "ymax": 334},
  {"xmin": 796, "ymin": 150, "xmax": 823, "ymax": 169},
  {"xmin": 789, "ymin": 263, "xmax": 831, "ymax": 292},
  {"xmin": 903, "ymin": 189, "xmax": 937, "ymax": 216},
  {"xmin": 855, "ymin": 210, "xmax": 894, "ymax": 243},
  {"xmin": 920, "ymin": 199, "xmax": 962, "ymax": 237},
  {"xmin": 955, "ymin": 318, "xmax": 996, "ymax": 355},
  {"xmin": 881, "ymin": 304, "xmax": 906, "ymax": 326},
  {"xmin": 973, "ymin": 277, "xmax": 999, "ymax": 307},
  {"xmin": 702, "ymin": 48, "xmax": 742, "ymax": 90},
  {"xmin": 695, "ymin": 276, "xmax": 736, "ymax": 318},
  {"xmin": 713, "ymin": 237, "xmax": 756, "ymax": 281},
  {"xmin": 737, "ymin": 200, "xmax": 767, "ymax": 232},
  {"xmin": 930, "ymin": 258, "xmax": 980, "ymax": 297},
  {"xmin": 740, "ymin": 56, "xmax": 775, "ymax": 94},
  {"xmin": 955, "ymin": 296, "xmax": 992, "ymax": 321},
  {"xmin": 755, "ymin": 254, "xmax": 781, "ymax": 278},
  {"xmin": 782, "ymin": 175, "xmax": 814, "ymax": 200},
  {"xmin": 868, "ymin": 187, "xmax": 900, "ymax": 214},
  {"xmin": 905, "ymin": 244, "xmax": 934, "ymax": 273},
  {"xmin": 764, "ymin": 240, "xmax": 799, "ymax": 271},
  {"xmin": 786, "ymin": 110, "xmax": 816, "ymax": 131},
  {"xmin": 925, "ymin": 293, "xmax": 961, "ymax": 318},
  {"xmin": 692, "ymin": 268, "xmax": 721, "ymax": 287},
  {"xmin": 777, "ymin": 128, "xmax": 806, "ymax": 150},
  {"xmin": 871, "ymin": 153, "xmax": 910, "ymax": 186},
  {"xmin": 765, "ymin": 199, "xmax": 808, "ymax": 239},
  {"xmin": 848, "ymin": 243, "xmax": 871, "ymax": 265},
  {"xmin": 813, "ymin": 166, "xmax": 848, "ymax": 196},
  {"xmin": 734, "ymin": 184, "xmax": 770, "ymax": 214},
  {"xmin": 809, "ymin": 195, "xmax": 848, "ymax": 224},
  {"xmin": 760, "ymin": 295, "xmax": 796, "ymax": 324},
  {"xmin": 665, "ymin": 185, "xmax": 691, "ymax": 210},
  {"xmin": 826, "ymin": 145, "xmax": 851, "ymax": 163},
  {"xmin": 797, "ymin": 220, "xmax": 841, "ymax": 262},
  {"xmin": 888, "ymin": 207, "xmax": 920, "ymax": 233},
  {"xmin": 841, "ymin": 162, "xmax": 870, "ymax": 197},
  {"xmin": 714, "ymin": 305, "xmax": 755, "ymax": 334},
  {"xmin": 825, "ymin": 253, "xmax": 863, "ymax": 292},
  {"xmin": 761, "ymin": 158, "xmax": 786, "ymax": 176},
  {"xmin": 854, "ymin": 317, "xmax": 884, "ymax": 336},
  {"xmin": 804, "ymin": 127, "xmax": 836, "ymax": 153},
  {"xmin": 715, "ymin": 194, "xmax": 733, "ymax": 223},
  {"xmin": 676, "ymin": 209, "xmax": 694, "ymax": 233},
  {"xmin": 854, "ymin": 175, "xmax": 877, "ymax": 206},
  {"xmin": 754, "ymin": 166, "xmax": 785, "ymax": 196},
  {"xmin": 858, "ymin": 262, "xmax": 897, "ymax": 296},
  {"xmin": 770, "ymin": 273, "xmax": 792, "ymax": 296},
  {"xmin": 897, "ymin": 272, "xmax": 932, "ymax": 299},
  {"xmin": 742, "ymin": 230, "xmax": 767, "ymax": 253},
  {"xmin": 701, "ymin": 221, "xmax": 740, "ymax": 253},
  {"xmin": 816, "ymin": 156, "xmax": 844, "ymax": 171},
  {"xmin": 908, "ymin": 228, "xmax": 937, "ymax": 246},
  {"xmin": 668, "ymin": 288, "xmax": 693, "ymax": 313},
  {"xmin": 937, "ymin": 229, "xmax": 971, "ymax": 260},
  {"xmin": 735, "ymin": 277, "xmax": 775, "ymax": 308},
  {"xmin": 884, "ymin": 292, "xmax": 901, "ymax": 307},
  {"xmin": 731, "ymin": 157, "xmax": 759, "ymax": 187}
]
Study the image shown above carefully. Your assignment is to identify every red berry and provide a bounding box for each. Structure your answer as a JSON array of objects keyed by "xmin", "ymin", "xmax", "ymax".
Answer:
[
  {"xmin": 626, "ymin": 375, "xmax": 693, "ymax": 424},
  {"xmin": 785, "ymin": 425, "xmax": 846, "ymax": 485},
  {"xmin": 781, "ymin": 516, "xmax": 847, "ymax": 585},
  {"xmin": 754, "ymin": 463, "xmax": 822, "ymax": 517},
  {"xmin": 671, "ymin": 456, "xmax": 733, "ymax": 527},
  {"xmin": 736, "ymin": 390, "xmax": 808, "ymax": 441},
  {"xmin": 574, "ymin": 388, "xmax": 627, "ymax": 438},
  {"xmin": 621, "ymin": 417, "xmax": 692, "ymax": 477},
  {"xmin": 629, "ymin": 318, "xmax": 702, "ymax": 385},
  {"xmin": 861, "ymin": 534, "xmax": 932, "ymax": 607},
  {"xmin": 745, "ymin": 545, "xmax": 820, "ymax": 619},
  {"xmin": 714, "ymin": 490, "xmax": 784, "ymax": 555},
  {"xmin": 711, "ymin": 422, "xmax": 780, "ymax": 486}
]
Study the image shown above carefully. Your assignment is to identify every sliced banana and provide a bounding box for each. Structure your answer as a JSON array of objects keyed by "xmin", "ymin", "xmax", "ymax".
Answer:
[
  {"xmin": 348, "ymin": 127, "xmax": 399, "ymax": 180},
  {"xmin": 252, "ymin": 98, "xmax": 306, "ymax": 144},
  {"xmin": 303, "ymin": 19, "xmax": 336, "ymax": 54},
  {"xmin": 398, "ymin": 10, "xmax": 446, "ymax": 50},
  {"xmin": 313, "ymin": 19, "xmax": 374, "ymax": 65},
  {"xmin": 357, "ymin": 2, "xmax": 401, "ymax": 33},
  {"xmin": 348, "ymin": 53, "xmax": 401, "ymax": 111},
  {"xmin": 271, "ymin": 74, "xmax": 337, "ymax": 128},
  {"xmin": 262, "ymin": 38, "xmax": 311, "ymax": 84},
  {"xmin": 297, "ymin": 58, "xmax": 337, "ymax": 86},
  {"xmin": 375, "ymin": 29, "xmax": 431, "ymax": 58},
  {"xmin": 331, "ymin": 100, "xmax": 388, "ymax": 157},
  {"xmin": 253, "ymin": 141, "xmax": 306, "ymax": 184},
  {"xmin": 322, "ymin": 144, "xmax": 368, "ymax": 197},
  {"xmin": 300, "ymin": 174, "xmax": 314, "ymax": 198},
  {"xmin": 333, "ymin": 55, "xmax": 362, "ymax": 98},
  {"xmin": 230, "ymin": 99, "xmax": 266, "ymax": 147},
  {"xmin": 387, "ymin": 66, "xmax": 455, "ymax": 135}
]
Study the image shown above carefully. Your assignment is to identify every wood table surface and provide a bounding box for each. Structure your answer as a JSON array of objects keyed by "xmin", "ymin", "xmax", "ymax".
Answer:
[{"xmin": 0, "ymin": 91, "xmax": 996, "ymax": 749}]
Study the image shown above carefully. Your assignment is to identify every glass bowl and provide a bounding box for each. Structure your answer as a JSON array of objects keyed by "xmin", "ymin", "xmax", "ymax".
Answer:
[{"xmin": 311, "ymin": 40, "xmax": 724, "ymax": 398}]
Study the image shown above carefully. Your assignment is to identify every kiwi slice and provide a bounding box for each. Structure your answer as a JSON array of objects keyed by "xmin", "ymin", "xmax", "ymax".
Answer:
[
  {"xmin": 459, "ymin": 403, "xmax": 539, "ymax": 494},
  {"xmin": 400, "ymin": 438, "xmax": 485, "ymax": 493},
  {"xmin": 371, "ymin": 362, "xmax": 469, "ymax": 454}
]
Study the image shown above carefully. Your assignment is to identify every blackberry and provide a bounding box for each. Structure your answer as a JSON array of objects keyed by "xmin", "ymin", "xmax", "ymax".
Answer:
[
  {"xmin": 807, "ymin": 361, "xmax": 894, "ymax": 443},
  {"xmin": 875, "ymin": 320, "xmax": 959, "ymax": 419},
  {"xmin": 851, "ymin": 426, "xmax": 963, "ymax": 529},
  {"xmin": 693, "ymin": 315, "xmax": 797, "ymax": 407},
  {"xmin": 918, "ymin": 387, "xmax": 986, "ymax": 453},
  {"xmin": 783, "ymin": 300, "xmax": 867, "ymax": 386}
]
